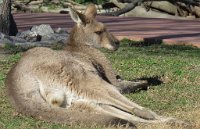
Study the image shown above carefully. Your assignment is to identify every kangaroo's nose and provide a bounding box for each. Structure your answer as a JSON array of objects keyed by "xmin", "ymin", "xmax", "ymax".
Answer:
[
  {"xmin": 111, "ymin": 41, "xmax": 120, "ymax": 51},
  {"xmin": 115, "ymin": 40, "xmax": 120, "ymax": 48}
]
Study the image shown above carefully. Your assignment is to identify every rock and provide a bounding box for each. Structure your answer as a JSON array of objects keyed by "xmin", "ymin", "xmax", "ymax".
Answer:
[
  {"xmin": 55, "ymin": 28, "xmax": 69, "ymax": 34},
  {"xmin": 42, "ymin": 33, "xmax": 69, "ymax": 43},
  {"xmin": 14, "ymin": 41, "xmax": 59, "ymax": 47},
  {"xmin": 1, "ymin": 24, "xmax": 69, "ymax": 50},
  {"xmin": 10, "ymin": 36, "xmax": 27, "ymax": 43},
  {"xmin": 0, "ymin": 33, "xmax": 5, "ymax": 47},
  {"xmin": 16, "ymin": 30, "xmax": 41, "ymax": 42},
  {"xmin": 0, "ymin": 32, "xmax": 5, "ymax": 39},
  {"xmin": 14, "ymin": 40, "xmax": 64, "ymax": 49},
  {"xmin": 31, "ymin": 24, "xmax": 54, "ymax": 36},
  {"xmin": 1, "ymin": 35, "xmax": 27, "ymax": 45},
  {"xmin": 16, "ymin": 25, "xmax": 68, "ymax": 43},
  {"xmin": 2, "ymin": 35, "xmax": 13, "ymax": 44},
  {"xmin": 16, "ymin": 30, "xmax": 32, "ymax": 38}
]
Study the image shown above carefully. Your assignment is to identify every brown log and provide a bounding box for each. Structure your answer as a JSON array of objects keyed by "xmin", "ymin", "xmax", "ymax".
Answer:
[
  {"xmin": 143, "ymin": 1, "xmax": 177, "ymax": 15},
  {"xmin": 106, "ymin": 0, "xmax": 200, "ymax": 17},
  {"xmin": 125, "ymin": 6, "xmax": 185, "ymax": 19},
  {"xmin": 191, "ymin": 5, "xmax": 200, "ymax": 17},
  {"xmin": 110, "ymin": 0, "xmax": 125, "ymax": 9},
  {"xmin": 102, "ymin": 0, "xmax": 144, "ymax": 16},
  {"xmin": 65, "ymin": 0, "xmax": 83, "ymax": 7},
  {"xmin": 119, "ymin": 0, "xmax": 200, "ymax": 6},
  {"xmin": 24, "ymin": 0, "xmax": 38, "ymax": 5},
  {"xmin": 28, "ymin": 0, "xmax": 43, "ymax": 5}
]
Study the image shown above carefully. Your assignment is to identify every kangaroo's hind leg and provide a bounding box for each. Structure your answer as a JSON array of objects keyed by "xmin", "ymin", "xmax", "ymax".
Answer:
[
  {"xmin": 98, "ymin": 104, "xmax": 187, "ymax": 127},
  {"xmin": 100, "ymin": 83, "xmax": 157, "ymax": 120},
  {"xmin": 93, "ymin": 80, "xmax": 185, "ymax": 125},
  {"xmin": 104, "ymin": 85, "xmax": 189, "ymax": 127},
  {"xmin": 83, "ymin": 75, "xmax": 156, "ymax": 120}
]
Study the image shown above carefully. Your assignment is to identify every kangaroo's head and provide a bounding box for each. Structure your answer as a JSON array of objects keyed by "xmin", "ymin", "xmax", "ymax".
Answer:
[{"xmin": 67, "ymin": 4, "xmax": 120, "ymax": 51}]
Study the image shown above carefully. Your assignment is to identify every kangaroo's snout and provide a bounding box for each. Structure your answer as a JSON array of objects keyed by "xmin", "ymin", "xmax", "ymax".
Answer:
[{"xmin": 108, "ymin": 34, "xmax": 120, "ymax": 51}]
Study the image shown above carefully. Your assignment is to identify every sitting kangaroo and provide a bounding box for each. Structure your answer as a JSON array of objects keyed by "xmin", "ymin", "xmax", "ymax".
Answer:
[{"xmin": 6, "ymin": 4, "xmax": 186, "ymax": 127}]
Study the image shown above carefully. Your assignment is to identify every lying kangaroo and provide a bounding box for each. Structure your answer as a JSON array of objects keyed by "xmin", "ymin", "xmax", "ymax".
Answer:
[{"xmin": 6, "ymin": 4, "xmax": 186, "ymax": 127}]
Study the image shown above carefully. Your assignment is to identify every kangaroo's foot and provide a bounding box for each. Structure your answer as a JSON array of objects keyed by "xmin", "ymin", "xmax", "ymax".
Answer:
[{"xmin": 132, "ymin": 108, "xmax": 155, "ymax": 120}]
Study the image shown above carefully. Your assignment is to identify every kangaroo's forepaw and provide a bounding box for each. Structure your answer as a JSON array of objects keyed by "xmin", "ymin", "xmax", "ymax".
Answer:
[
  {"xmin": 119, "ymin": 80, "xmax": 149, "ymax": 93},
  {"xmin": 133, "ymin": 108, "xmax": 155, "ymax": 120}
]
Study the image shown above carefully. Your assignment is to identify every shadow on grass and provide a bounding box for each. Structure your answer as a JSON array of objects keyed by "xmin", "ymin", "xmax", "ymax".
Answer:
[
  {"xmin": 121, "ymin": 31, "xmax": 200, "ymax": 48},
  {"xmin": 139, "ymin": 76, "xmax": 163, "ymax": 86},
  {"xmin": 124, "ymin": 38, "xmax": 163, "ymax": 47},
  {"xmin": 121, "ymin": 38, "xmax": 200, "ymax": 50},
  {"xmin": 120, "ymin": 38, "xmax": 200, "ymax": 57}
]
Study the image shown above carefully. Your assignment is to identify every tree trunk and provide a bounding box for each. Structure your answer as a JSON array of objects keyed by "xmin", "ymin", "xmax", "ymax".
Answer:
[{"xmin": 0, "ymin": 0, "xmax": 18, "ymax": 36}]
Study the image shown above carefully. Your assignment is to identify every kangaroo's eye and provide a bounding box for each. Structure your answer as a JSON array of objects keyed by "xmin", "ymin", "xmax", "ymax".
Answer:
[{"xmin": 95, "ymin": 31, "xmax": 103, "ymax": 35}]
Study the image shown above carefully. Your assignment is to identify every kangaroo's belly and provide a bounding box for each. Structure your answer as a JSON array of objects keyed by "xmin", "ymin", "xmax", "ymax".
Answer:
[{"xmin": 15, "ymin": 47, "xmax": 99, "ymax": 108}]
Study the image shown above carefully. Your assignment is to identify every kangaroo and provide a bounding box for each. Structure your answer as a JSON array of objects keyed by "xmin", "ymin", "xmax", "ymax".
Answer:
[{"xmin": 6, "ymin": 4, "xmax": 187, "ymax": 128}]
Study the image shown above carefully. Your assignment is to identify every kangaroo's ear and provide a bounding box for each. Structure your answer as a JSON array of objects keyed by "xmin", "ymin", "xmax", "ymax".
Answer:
[
  {"xmin": 69, "ymin": 7, "xmax": 86, "ymax": 25},
  {"xmin": 84, "ymin": 4, "xmax": 97, "ymax": 19}
]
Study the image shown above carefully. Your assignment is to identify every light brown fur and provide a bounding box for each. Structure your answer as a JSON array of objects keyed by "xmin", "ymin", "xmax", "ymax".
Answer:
[{"xmin": 6, "ymin": 4, "xmax": 188, "ymax": 128}]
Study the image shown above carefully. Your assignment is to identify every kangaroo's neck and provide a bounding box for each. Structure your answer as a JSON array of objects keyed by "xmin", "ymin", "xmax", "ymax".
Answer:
[
  {"xmin": 64, "ymin": 27, "xmax": 118, "ymax": 86},
  {"xmin": 65, "ymin": 41, "xmax": 105, "ymax": 63},
  {"xmin": 65, "ymin": 43, "xmax": 118, "ymax": 85}
]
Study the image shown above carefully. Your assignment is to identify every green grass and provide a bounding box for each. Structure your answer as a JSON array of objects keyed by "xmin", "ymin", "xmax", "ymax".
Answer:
[{"xmin": 0, "ymin": 41, "xmax": 200, "ymax": 128}]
